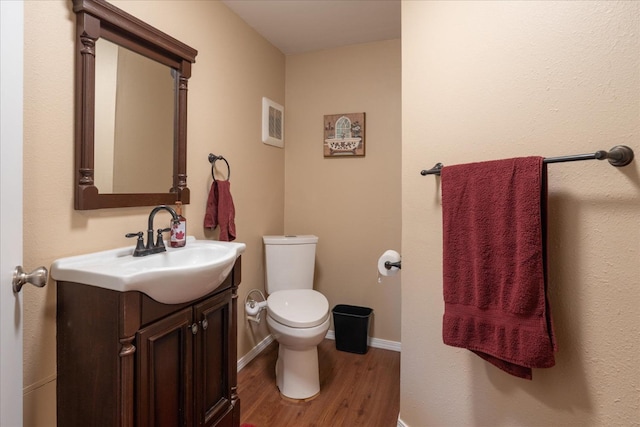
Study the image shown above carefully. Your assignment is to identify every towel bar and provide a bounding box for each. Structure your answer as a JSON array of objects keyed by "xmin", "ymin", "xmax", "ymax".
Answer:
[{"xmin": 420, "ymin": 145, "xmax": 634, "ymax": 176}]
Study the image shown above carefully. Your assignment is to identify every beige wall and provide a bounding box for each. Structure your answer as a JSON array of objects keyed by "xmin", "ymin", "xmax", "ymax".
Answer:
[
  {"xmin": 401, "ymin": 1, "xmax": 639, "ymax": 426},
  {"xmin": 23, "ymin": 1, "xmax": 284, "ymax": 425},
  {"xmin": 285, "ymin": 40, "xmax": 402, "ymax": 342}
]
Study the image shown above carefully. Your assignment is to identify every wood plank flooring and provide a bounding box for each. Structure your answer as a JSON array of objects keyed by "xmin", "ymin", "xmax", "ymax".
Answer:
[{"xmin": 238, "ymin": 339, "xmax": 400, "ymax": 427}]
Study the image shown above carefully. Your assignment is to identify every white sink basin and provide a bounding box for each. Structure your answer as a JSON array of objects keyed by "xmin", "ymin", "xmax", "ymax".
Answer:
[{"xmin": 50, "ymin": 237, "xmax": 246, "ymax": 304}]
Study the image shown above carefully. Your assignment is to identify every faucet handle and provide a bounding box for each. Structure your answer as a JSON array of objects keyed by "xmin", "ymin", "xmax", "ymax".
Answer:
[
  {"xmin": 155, "ymin": 228, "xmax": 171, "ymax": 249},
  {"xmin": 126, "ymin": 232, "xmax": 145, "ymax": 254}
]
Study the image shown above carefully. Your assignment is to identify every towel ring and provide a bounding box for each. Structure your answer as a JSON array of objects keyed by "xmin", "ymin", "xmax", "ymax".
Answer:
[{"xmin": 208, "ymin": 153, "xmax": 230, "ymax": 182}]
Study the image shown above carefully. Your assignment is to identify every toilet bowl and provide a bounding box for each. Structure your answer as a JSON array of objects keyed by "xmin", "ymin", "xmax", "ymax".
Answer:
[{"xmin": 266, "ymin": 289, "xmax": 330, "ymax": 400}]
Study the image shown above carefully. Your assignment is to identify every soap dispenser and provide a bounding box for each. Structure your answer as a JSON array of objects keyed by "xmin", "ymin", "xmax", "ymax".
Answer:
[{"xmin": 170, "ymin": 201, "xmax": 186, "ymax": 247}]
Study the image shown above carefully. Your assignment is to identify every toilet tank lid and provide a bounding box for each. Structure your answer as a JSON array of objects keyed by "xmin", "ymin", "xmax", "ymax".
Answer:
[{"xmin": 263, "ymin": 235, "xmax": 318, "ymax": 245}]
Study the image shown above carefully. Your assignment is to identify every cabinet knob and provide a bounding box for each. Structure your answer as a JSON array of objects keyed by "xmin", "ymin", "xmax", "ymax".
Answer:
[
  {"xmin": 190, "ymin": 323, "xmax": 198, "ymax": 335},
  {"xmin": 200, "ymin": 318, "xmax": 208, "ymax": 330}
]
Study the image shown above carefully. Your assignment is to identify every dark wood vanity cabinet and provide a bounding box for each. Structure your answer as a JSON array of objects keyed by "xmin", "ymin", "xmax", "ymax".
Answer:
[{"xmin": 57, "ymin": 259, "xmax": 241, "ymax": 427}]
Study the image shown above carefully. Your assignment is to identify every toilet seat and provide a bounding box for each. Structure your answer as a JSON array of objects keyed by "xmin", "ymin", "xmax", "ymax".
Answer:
[{"xmin": 267, "ymin": 289, "xmax": 329, "ymax": 328}]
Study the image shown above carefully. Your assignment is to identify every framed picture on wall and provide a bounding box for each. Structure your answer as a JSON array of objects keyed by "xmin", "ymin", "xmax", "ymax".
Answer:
[
  {"xmin": 262, "ymin": 97, "xmax": 284, "ymax": 148},
  {"xmin": 323, "ymin": 112, "xmax": 365, "ymax": 157}
]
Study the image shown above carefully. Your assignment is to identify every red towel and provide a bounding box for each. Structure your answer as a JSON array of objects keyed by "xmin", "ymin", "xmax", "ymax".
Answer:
[
  {"xmin": 441, "ymin": 157, "xmax": 556, "ymax": 380},
  {"xmin": 204, "ymin": 180, "xmax": 236, "ymax": 241},
  {"xmin": 204, "ymin": 182, "xmax": 218, "ymax": 230}
]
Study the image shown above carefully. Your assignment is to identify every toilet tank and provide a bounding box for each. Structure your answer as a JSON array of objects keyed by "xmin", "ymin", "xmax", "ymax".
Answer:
[{"xmin": 263, "ymin": 235, "xmax": 318, "ymax": 294}]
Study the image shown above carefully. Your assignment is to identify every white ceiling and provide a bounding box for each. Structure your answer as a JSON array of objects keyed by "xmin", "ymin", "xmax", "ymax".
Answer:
[{"xmin": 220, "ymin": 0, "xmax": 401, "ymax": 55}]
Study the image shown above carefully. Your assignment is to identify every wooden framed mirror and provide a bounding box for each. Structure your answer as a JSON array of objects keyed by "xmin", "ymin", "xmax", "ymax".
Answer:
[{"xmin": 73, "ymin": 0, "xmax": 197, "ymax": 209}]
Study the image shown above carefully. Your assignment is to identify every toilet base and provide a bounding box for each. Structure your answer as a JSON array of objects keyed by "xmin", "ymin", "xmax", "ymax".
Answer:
[
  {"xmin": 279, "ymin": 390, "xmax": 320, "ymax": 403},
  {"xmin": 275, "ymin": 344, "xmax": 320, "ymax": 400}
]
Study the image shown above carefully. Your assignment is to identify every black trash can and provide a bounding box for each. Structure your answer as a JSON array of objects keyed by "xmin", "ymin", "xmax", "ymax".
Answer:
[{"xmin": 332, "ymin": 305, "xmax": 373, "ymax": 354}]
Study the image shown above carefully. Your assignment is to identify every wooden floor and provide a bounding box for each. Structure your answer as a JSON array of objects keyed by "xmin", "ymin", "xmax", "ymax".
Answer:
[{"xmin": 238, "ymin": 339, "xmax": 400, "ymax": 427}]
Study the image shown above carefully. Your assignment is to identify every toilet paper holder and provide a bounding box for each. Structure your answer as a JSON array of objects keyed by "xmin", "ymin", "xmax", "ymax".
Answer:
[
  {"xmin": 384, "ymin": 260, "xmax": 401, "ymax": 270},
  {"xmin": 377, "ymin": 249, "xmax": 401, "ymax": 281}
]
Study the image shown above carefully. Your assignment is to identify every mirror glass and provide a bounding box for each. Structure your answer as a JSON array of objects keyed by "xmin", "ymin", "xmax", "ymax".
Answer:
[{"xmin": 94, "ymin": 39, "xmax": 175, "ymax": 194}]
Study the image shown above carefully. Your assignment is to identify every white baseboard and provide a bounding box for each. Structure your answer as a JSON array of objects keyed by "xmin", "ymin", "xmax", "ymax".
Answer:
[
  {"xmin": 397, "ymin": 416, "xmax": 409, "ymax": 427},
  {"xmin": 237, "ymin": 330, "xmax": 401, "ymax": 373},
  {"xmin": 237, "ymin": 334, "xmax": 274, "ymax": 372},
  {"xmin": 324, "ymin": 330, "xmax": 401, "ymax": 352}
]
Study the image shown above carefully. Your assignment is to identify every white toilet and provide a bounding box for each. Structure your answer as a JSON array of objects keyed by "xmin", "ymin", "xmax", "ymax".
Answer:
[{"xmin": 263, "ymin": 235, "xmax": 330, "ymax": 400}]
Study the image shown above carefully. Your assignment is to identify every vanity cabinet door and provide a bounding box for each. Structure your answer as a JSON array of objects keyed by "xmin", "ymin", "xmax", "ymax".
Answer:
[
  {"xmin": 137, "ymin": 307, "xmax": 194, "ymax": 427},
  {"xmin": 194, "ymin": 290, "xmax": 233, "ymax": 427}
]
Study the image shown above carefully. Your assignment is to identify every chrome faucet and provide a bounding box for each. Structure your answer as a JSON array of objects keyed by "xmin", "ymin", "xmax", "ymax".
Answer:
[{"xmin": 126, "ymin": 205, "xmax": 180, "ymax": 257}]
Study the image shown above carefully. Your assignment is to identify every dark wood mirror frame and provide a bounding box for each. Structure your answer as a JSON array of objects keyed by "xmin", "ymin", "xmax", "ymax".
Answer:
[{"xmin": 73, "ymin": 0, "xmax": 197, "ymax": 210}]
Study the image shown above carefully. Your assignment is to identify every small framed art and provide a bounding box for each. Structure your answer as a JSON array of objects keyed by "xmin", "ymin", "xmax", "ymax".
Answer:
[
  {"xmin": 262, "ymin": 97, "xmax": 284, "ymax": 148},
  {"xmin": 323, "ymin": 112, "xmax": 365, "ymax": 157}
]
